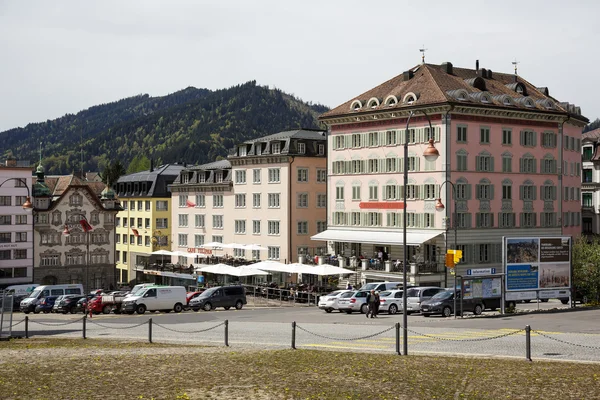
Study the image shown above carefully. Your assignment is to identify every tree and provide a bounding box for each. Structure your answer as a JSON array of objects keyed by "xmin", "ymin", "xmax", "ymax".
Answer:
[
  {"xmin": 584, "ymin": 118, "xmax": 600, "ymax": 133},
  {"xmin": 101, "ymin": 160, "xmax": 126, "ymax": 184},
  {"xmin": 126, "ymin": 155, "xmax": 151, "ymax": 174},
  {"xmin": 572, "ymin": 236, "xmax": 600, "ymax": 303}
]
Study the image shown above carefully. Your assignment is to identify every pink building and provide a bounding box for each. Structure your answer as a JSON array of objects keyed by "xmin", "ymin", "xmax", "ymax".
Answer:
[
  {"xmin": 312, "ymin": 61, "xmax": 587, "ymax": 287},
  {"xmin": 170, "ymin": 129, "xmax": 327, "ymax": 268}
]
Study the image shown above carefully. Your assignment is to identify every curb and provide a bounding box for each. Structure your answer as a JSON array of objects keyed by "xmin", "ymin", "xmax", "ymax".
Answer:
[{"xmin": 471, "ymin": 305, "xmax": 600, "ymax": 319}]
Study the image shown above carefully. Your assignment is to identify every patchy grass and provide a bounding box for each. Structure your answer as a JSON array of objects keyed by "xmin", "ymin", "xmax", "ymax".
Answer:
[{"xmin": 0, "ymin": 338, "xmax": 599, "ymax": 399}]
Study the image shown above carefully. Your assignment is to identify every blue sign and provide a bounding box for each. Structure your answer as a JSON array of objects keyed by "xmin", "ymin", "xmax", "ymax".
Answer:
[
  {"xmin": 466, "ymin": 268, "xmax": 496, "ymax": 276},
  {"xmin": 507, "ymin": 264, "xmax": 538, "ymax": 291},
  {"xmin": 197, "ymin": 275, "xmax": 205, "ymax": 283}
]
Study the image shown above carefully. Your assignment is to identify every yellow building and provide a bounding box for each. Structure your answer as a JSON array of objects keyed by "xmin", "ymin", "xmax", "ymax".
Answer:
[{"xmin": 113, "ymin": 164, "xmax": 185, "ymax": 286}]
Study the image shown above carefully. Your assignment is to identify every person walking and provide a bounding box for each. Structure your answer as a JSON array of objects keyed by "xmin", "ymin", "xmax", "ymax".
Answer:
[
  {"xmin": 366, "ymin": 290, "xmax": 377, "ymax": 318},
  {"xmin": 373, "ymin": 291, "xmax": 381, "ymax": 318}
]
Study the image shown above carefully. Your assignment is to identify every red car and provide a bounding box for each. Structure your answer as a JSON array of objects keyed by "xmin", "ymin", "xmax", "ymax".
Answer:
[{"xmin": 185, "ymin": 291, "xmax": 205, "ymax": 310}]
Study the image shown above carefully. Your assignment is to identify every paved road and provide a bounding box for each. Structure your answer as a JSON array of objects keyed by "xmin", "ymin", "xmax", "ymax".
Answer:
[{"xmin": 3, "ymin": 304, "xmax": 599, "ymax": 363}]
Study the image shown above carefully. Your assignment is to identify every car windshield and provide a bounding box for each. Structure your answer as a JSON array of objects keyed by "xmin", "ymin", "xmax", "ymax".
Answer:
[
  {"xmin": 27, "ymin": 289, "xmax": 42, "ymax": 299},
  {"xmin": 379, "ymin": 291, "xmax": 392, "ymax": 297},
  {"xmin": 199, "ymin": 288, "xmax": 218, "ymax": 298},
  {"xmin": 362, "ymin": 283, "xmax": 378, "ymax": 291},
  {"xmin": 431, "ymin": 291, "xmax": 453, "ymax": 300},
  {"xmin": 340, "ymin": 291, "xmax": 355, "ymax": 298},
  {"xmin": 406, "ymin": 288, "xmax": 421, "ymax": 297},
  {"xmin": 325, "ymin": 291, "xmax": 342, "ymax": 297}
]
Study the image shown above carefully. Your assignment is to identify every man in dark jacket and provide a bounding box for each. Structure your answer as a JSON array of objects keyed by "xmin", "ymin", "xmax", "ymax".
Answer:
[{"xmin": 366, "ymin": 290, "xmax": 377, "ymax": 318}]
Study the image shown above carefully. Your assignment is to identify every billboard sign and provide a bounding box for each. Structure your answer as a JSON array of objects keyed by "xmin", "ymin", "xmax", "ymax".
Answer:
[{"xmin": 504, "ymin": 237, "xmax": 571, "ymax": 294}]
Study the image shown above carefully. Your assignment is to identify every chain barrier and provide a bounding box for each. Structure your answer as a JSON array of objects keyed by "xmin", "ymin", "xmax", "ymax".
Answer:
[
  {"xmin": 87, "ymin": 320, "xmax": 149, "ymax": 330},
  {"xmin": 153, "ymin": 321, "xmax": 225, "ymax": 334},
  {"xmin": 405, "ymin": 327, "xmax": 525, "ymax": 342},
  {"xmin": 30, "ymin": 318, "xmax": 85, "ymax": 327},
  {"xmin": 533, "ymin": 330, "xmax": 600, "ymax": 350},
  {"xmin": 296, "ymin": 324, "xmax": 395, "ymax": 341},
  {"xmin": 9, "ymin": 319, "xmax": 24, "ymax": 328}
]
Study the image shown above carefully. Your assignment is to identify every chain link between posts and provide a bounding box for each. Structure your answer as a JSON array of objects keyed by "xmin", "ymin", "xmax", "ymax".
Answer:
[
  {"xmin": 9, "ymin": 319, "xmax": 24, "ymax": 328},
  {"xmin": 533, "ymin": 330, "xmax": 600, "ymax": 350},
  {"xmin": 405, "ymin": 327, "xmax": 525, "ymax": 342},
  {"xmin": 30, "ymin": 317, "xmax": 85, "ymax": 327},
  {"xmin": 87, "ymin": 320, "xmax": 149, "ymax": 330},
  {"xmin": 153, "ymin": 321, "xmax": 225, "ymax": 333},
  {"xmin": 296, "ymin": 324, "xmax": 395, "ymax": 341}
]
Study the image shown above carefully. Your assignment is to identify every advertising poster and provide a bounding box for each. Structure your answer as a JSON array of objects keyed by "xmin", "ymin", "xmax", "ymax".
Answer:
[{"xmin": 504, "ymin": 236, "xmax": 571, "ymax": 293}]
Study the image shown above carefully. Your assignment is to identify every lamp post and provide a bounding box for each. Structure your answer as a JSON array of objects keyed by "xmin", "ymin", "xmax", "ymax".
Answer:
[
  {"xmin": 62, "ymin": 213, "xmax": 92, "ymax": 293},
  {"xmin": 435, "ymin": 180, "xmax": 458, "ymax": 289},
  {"xmin": 403, "ymin": 110, "xmax": 439, "ymax": 356}
]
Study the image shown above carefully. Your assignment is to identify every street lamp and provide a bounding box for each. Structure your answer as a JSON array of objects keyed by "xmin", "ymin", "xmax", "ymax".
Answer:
[
  {"xmin": 0, "ymin": 178, "xmax": 33, "ymax": 212},
  {"xmin": 403, "ymin": 110, "xmax": 439, "ymax": 356},
  {"xmin": 62, "ymin": 213, "xmax": 92, "ymax": 293},
  {"xmin": 435, "ymin": 180, "xmax": 458, "ymax": 289}
]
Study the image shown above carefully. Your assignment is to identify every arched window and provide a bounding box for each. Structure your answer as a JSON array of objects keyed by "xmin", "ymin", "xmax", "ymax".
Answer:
[{"xmin": 520, "ymin": 153, "xmax": 536, "ymax": 173}]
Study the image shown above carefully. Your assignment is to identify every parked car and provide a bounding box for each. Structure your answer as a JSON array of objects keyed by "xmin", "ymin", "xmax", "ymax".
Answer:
[
  {"xmin": 402, "ymin": 286, "xmax": 446, "ymax": 314},
  {"xmin": 338, "ymin": 290, "xmax": 370, "ymax": 314},
  {"xmin": 122, "ymin": 286, "xmax": 187, "ymax": 314},
  {"xmin": 318, "ymin": 290, "xmax": 353, "ymax": 313},
  {"xmin": 185, "ymin": 291, "xmax": 206, "ymax": 310},
  {"xmin": 75, "ymin": 294, "xmax": 99, "ymax": 314},
  {"xmin": 189, "ymin": 286, "xmax": 247, "ymax": 311},
  {"xmin": 360, "ymin": 282, "xmax": 403, "ymax": 292},
  {"xmin": 34, "ymin": 296, "xmax": 59, "ymax": 314},
  {"xmin": 54, "ymin": 295, "xmax": 87, "ymax": 314},
  {"xmin": 378, "ymin": 290, "xmax": 403, "ymax": 315},
  {"xmin": 420, "ymin": 290, "xmax": 485, "ymax": 317}
]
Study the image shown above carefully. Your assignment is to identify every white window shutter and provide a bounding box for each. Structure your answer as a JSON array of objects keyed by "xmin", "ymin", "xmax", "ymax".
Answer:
[{"xmin": 435, "ymin": 126, "xmax": 440, "ymax": 142}]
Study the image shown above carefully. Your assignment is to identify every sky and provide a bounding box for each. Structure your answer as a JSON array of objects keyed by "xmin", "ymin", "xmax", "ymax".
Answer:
[{"xmin": 0, "ymin": 0, "xmax": 599, "ymax": 132}]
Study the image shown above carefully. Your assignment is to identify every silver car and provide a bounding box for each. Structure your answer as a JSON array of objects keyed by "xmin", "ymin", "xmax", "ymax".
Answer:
[
  {"xmin": 337, "ymin": 290, "xmax": 369, "ymax": 314},
  {"xmin": 318, "ymin": 290, "xmax": 353, "ymax": 313},
  {"xmin": 378, "ymin": 289, "xmax": 403, "ymax": 315},
  {"xmin": 402, "ymin": 286, "xmax": 446, "ymax": 314}
]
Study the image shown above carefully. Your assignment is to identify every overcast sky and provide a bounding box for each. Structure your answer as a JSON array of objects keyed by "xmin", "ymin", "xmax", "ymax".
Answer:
[{"xmin": 1, "ymin": 0, "xmax": 599, "ymax": 132}]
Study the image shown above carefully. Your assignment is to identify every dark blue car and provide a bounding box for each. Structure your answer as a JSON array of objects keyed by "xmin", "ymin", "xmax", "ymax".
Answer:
[{"xmin": 34, "ymin": 296, "xmax": 59, "ymax": 314}]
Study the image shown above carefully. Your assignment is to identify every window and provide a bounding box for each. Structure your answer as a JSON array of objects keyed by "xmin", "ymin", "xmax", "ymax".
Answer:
[
  {"xmin": 129, "ymin": 218, "xmax": 134, "ymax": 228},
  {"xmin": 317, "ymin": 194, "xmax": 327, "ymax": 208},
  {"xmin": 386, "ymin": 130, "xmax": 396, "ymax": 145},
  {"xmin": 368, "ymin": 132, "xmax": 378, "ymax": 146},
  {"xmin": 272, "ymin": 142, "xmax": 281, "ymax": 154},
  {"xmin": 253, "ymin": 193, "xmax": 261, "ymax": 208},
  {"xmin": 297, "ymin": 168, "xmax": 309, "ymax": 182},
  {"xmin": 156, "ymin": 201, "xmax": 168, "ymax": 211},
  {"xmin": 235, "ymin": 170, "xmax": 246, "ymax": 184},
  {"xmin": 502, "ymin": 129, "xmax": 512, "ymax": 145},
  {"xmin": 352, "ymin": 134, "xmax": 362, "ymax": 148},
  {"xmin": 268, "ymin": 168, "xmax": 280, "ymax": 183},
  {"xmin": 369, "ymin": 185, "xmax": 378, "ymax": 200},
  {"xmin": 255, "ymin": 144, "xmax": 262, "ymax": 156},
  {"xmin": 0, "ymin": 196, "xmax": 11, "ymax": 206},
  {"xmin": 156, "ymin": 218, "xmax": 168, "ymax": 229},
  {"xmin": 195, "ymin": 214, "xmax": 205, "ymax": 228},
  {"xmin": 520, "ymin": 155, "xmax": 537, "ymax": 173},
  {"xmin": 333, "ymin": 212, "xmax": 347, "ymax": 225},
  {"xmin": 583, "ymin": 169, "xmax": 593, "ymax": 183},
  {"xmin": 476, "ymin": 152, "xmax": 493, "ymax": 172},
  {"xmin": 253, "ymin": 169, "xmax": 261, "ymax": 184},
  {"xmin": 335, "ymin": 186, "xmax": 344, "ymax": 200},
  {"xmin": 268, "ymin": 221, "xmax": 280, "ymax": 235},
  {"xmin": 195, "ymin": 195, "xmax": 205, "ymax": 207},
  {"xmin": 298, "ymin": 143, "xmax": 306, "ymax": 154},
  {"xmin": 137, "ymin": 201, "xmax": 143, "ymax": 211},
  {"xmin": 145, "ymin": 218, "xmax": 150, "ymax": 228},
  {"xmin": 178, "ymin": 234, "xmax": 188, "ymax": 247},
  {"xmin": 123, "ymin": 252, "xmax": 127, "ymax": 263},
  {"xmin": 145, "ymin": 236, "xmax": 150, "ymax": 247},
  {"xmin": 476, "ymin": 181, "xmax": 493, "ymax": 200},
  {"xmin": 456, "ymin": 150, "xmax": 467, "ymax": 171},
  {"xmin": 521, "ymin": 212, "xmax": 536, "ymax": 228},
  {"xmin": 235, "ymin": 220, "xmax": 246, "ymax": 234},
  {"xmin": 212, "ymin": 215, "xmax": 223, "ymax": 229},
  {"xmin": 129, "ymin": 235, "xmax": 135, "ymax": 245},
  {"xmin": 384, "ymin": 185, "xmax": 397, "ymax": 200},
  {"xmin": 407, "ymin": 156, "xmax": 419, "ymax": 172},
  {"xmin": 502, "ymin": 153, "xmax": 512, "ymax": 173},
  {"xmin": 405, "ymin": 185, "xmax": 418, "ymax": 200},
  {"xmin": 476, "ymin": 213, "xmax": 493, "ymax": 228},
  {"xmin": 195, "ymin": 234, "xmax": 205, "ymax": 248},
  {"xmin": 521, "ymin": 182, "xmax": 536, "ymax": 201},
  {"xmin": 297, "ymin": 221, "xmax": 308, "ymax": 234},
  {"xmin": 502, "ymin": 182, "xmax": 512, "ymax": 200},
  {"xmin": 422, "ymin": 213, "xmax": 434, "ymax": 228},
  {"xmin": 542, "ymin": 183, "xmax": 556, "ymax": 201},
  {"xmin": 499, "ymin": 212, "xmax": 516, "ymax": 228},
  {"xmin": 318, "ymin": 144, "xmax": 325, "ymax": 155},
  {"xmin": 69, "ymin": 193, "xmax": 83, "ymax": 206},
  {"xmin": 235, "ymin": 194, "xmax": 246, "ymax": 208},
  {"xmin": 424, "ymin": 184, "xmax": 437, "ymax": 200},
  {"xmin": 350, "ymin": 160, "xmax": 363, "ymax": 174},
  {"xmin": 480, "ymin": 127, "xmax": 490, "ymax": 144},
  {"xmin": 253, "ymin": 220, "xmax": 261, "ymax": 234},
  {"xmin": 385, "ymin": 158, "xmax": 397, "ymax": 172},
  {"xmin": 268, "ymin": 246, "xmax": 280, "ymax": 260},
  {"xmin": 366, "ymin": 159, "xmax": 378, "ymax": 173},
  {"xmin": 15, "ymin": 232, "xmax": 26, "ymax": 242},
  {"xmin": 0, "ymin": 215, "xmax": 10, "ymax": 225},
  {"xmin": 541, "ymin": 212, "xmax": 557, "ymax": 227},
  {"xmin": 541, "ymin": 157, "xmax": 557, "ymax": 174},
  {"xmin": 334, "ymin": 135, "xmax": 345, "ymax": 149},
  {"xmin": 129, "ymin": 201, "xmax": 135, "ymax": 210},
  {"xmin": 297, "ymin": 193, "xmax": 308, "ymax": 208},
  {"xmin": 41, "ymin": 254, "xmax": 60, "ymax": 266},
  {"xmin": 542, "ymin": 132, "xmax": 556, "ymax": 148},
  {"xmin": 352, "ymin": 185, "xmax": 361, "ymax": 201},
  {"xmin": 583, "ymin": 193, "xmax": 593, "ymax": 207},
  {"xmin": 137, "ymin": 217, "xmax": 142, "ymax": 228},
  {"xmin": 239, "ymin": 146, "xmax": 247, "ymax": 156},
  {"xmin": 583, "ymin": 146, "xmax": 594, "ymax": 162},
  {"xmin": 366, "ymin": 212, "xmax": 381, "ymax": 226},
  {"xmin": 479, "ymin": 244, "xmax": 491, "ymax": 263},
  {"xmin": 521, "ymin": 130, "xmax": 536, "ymax": 147},
  {"xmin": 457, "ymin": 126, "xmax": 467, "ymax": 143},
  {"xmin": 137, "ymin": 235, "xmax": 142, "ymax": 246},
  {"xmin": 145, "ymin": 201, "xmax": 151, "ymax": 211},
  {"xmin": 268, "ymin": 193, "xmax": 280, "ymax": 208},
  {"xmin": 316, "ymin": 221, "xmax": 326, "ymax": 233},
  {"xmin": 215, "ymin": 171, "xmax": 223, "ymax": 183},
  {"xmin": 455, "ymin": 181, "xmax": 469, "ymax": 200},
  {"xmin": 213, "ymin": 195, "xmax": 224, "ymax": 208},
  {"xmin": 211, "ymin": 236, "xmax": 223, "ymax": 246}
]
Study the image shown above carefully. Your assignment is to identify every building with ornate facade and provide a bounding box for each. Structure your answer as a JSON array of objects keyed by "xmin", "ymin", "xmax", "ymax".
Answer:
[
  {"xmin": 312, "ymin": 61, "xmax": 587, "ymax": 287},
  {"xmin": 581, "ymin": 128, "xmax": 600, "ymax": 235}
]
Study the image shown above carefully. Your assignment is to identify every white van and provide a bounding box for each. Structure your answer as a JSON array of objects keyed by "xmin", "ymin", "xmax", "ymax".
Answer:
[
  {"xmin": 125, "ymin": 283, "xmax": 161, "ymax": 298},
  {"xmin": 4, "ymin": 284, "xmax": 39, "ymax": 297},
  {"xmin": 19, "ymin": 284, "xmax": 84, "ymax": 314},
  {"xmin": 121, "ymin": 286, "xmax": 186, "ymax": 314}
]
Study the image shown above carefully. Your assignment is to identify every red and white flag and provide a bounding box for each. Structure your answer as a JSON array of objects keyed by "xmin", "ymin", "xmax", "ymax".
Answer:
[
  {"xmin": 79, "ymin": 219, "xmax": 93, "ymax": 232},
  {"xmin": 132, "ymin": 228, "xmax": 139, "ymax": 237},
  {"xmin": 186, "ymin": 199, "xmax": 196, "ymax": 207}
]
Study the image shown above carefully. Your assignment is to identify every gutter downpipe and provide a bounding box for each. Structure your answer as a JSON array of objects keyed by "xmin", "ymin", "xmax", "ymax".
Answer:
[
  {"xmin": 289, "ymin": 154, "xmax": 296, "ymax": 267},
  {"xmin": 444, "ymin": 105, "xmax": 454, "ymax": 289}
]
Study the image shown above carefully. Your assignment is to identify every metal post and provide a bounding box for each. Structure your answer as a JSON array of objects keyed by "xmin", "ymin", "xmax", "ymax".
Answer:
[
  {"xmin": 82, "ymin": 315, "xmax": 87, "ymax": 339},
  {"xmin": 148, "ymin": 318, "xmax": 153, "ymax": 343},
  {"xmin": 0, "ymin": 291, "xmax": 5, "ymax": 339},
  {"xmin": 224, "ymin": 320, "xmax": 229, "ymax": 347},
  {"xmin": 291, "ymin": 321, "xmax": 296, "ymax": 349},
  {"xmin": 25, "ymin": 316, "xmax": 28, "ymax": 339},
  {"xmin": 395, "ymin": 323, "xmax": 401, "ymax": 355},
  {"xmin": 8, "ymin": 295, "xmax": 14, "ymax": 338},
  {"xmin": 525, "ymin": 325, "xmax": 532, "ymax": 361},
  {"xmin": 279, "ymin": 289, "xmax": 282, "ymax": 305}
]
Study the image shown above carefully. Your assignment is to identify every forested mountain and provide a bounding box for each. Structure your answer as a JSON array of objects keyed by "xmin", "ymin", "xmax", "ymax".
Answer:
[{"xmin": 0, "ymin": 81, "xmax": 328, "ymax": 174}]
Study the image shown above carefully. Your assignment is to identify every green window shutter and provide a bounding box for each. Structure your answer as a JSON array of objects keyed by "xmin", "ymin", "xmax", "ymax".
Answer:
[
  {"xmin": 519, "ymin": 185, "xmax": 524, "ymax": 200},
  {"xmin": 466, "ymin": 213, "xmax": 472, "ymax": 228},
  {"xmin": 498, "ymin": 213, "xmax": 503, "ymax": 228},
  {"xmin": 553, "ymin": 187, "xmax": 557, "ymax": 200},
  {"xmin": 490, "ymin": 156, "xmax": 494, "ymax": 172},
  {"xmin": 415, "ymin": 157, "xmax": 420, "ymax": 172},
  {"xmin": 520, "ymin": 131, "xmax": 524, "ymax": 146},
  {"xmin": 430, "ymin": 213, "xmax": 435, "ymax": 228},
  {"xmin": 399, "ymin": 157, "xmax": 404, "ymax": 172},
  {"xmin": 399, "ymin": 130, "xmax": 406, "ymax": 145},
  {"xmin": 519, "ymin": 212, "xmax": 524, "ymax": 227},
  {"xmin": 490, "ymin": 213, "xmax": 494, "ymax": 228},
  {"xmin": 399, "ymin": 185, "xmax": 405, "ymax": 200},
  {"xmin": 475, "ymin": 156, "xmax": 481, "ymax": 171},
  {"xmin": 466, "ymin": 184, "xmax": 472, "ymax": 200},
  {"xmin": 435, "ymin": 126, "xmax": 440, "ymax": 142},
  {"xmin": 476, "ymin": 213, "xmax": 481, "ymax": 227},
  {"xmin": 532, "ymin": 132, "xmax": 537, "ymax": 147},
  {"xmin": 434, "ymin": 184, "xmax": 440, "ymax": 199},
  {"xmin": 475, "ymin": 184, "xmax": 481, "ymax": 200},
  {"xmin": 532, "ymin": 186, "xmax": 537, "ymax": 200},
  {"xmin": 519, "ymin": 157, "xmax": 524, "ymax": 173}
]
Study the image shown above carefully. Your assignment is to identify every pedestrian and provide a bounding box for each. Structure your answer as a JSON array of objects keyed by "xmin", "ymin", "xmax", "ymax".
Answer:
[
  {"xmin": 346, "ymin": 283, "xmax": 353, "ymax": 290},
  {"xmin": 373, "ymin": 291, "xmax": 381, "ymax": 318},
  {"xmin": 366, "ymin": 290, "xmax": 377, "ymax": 318}
]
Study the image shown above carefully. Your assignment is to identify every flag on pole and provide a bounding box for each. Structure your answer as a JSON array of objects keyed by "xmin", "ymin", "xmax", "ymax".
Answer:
[
  {"xmin": 79, "ymin": 219, "xmax": 93, "ymax": 232},
  {"xmin": 186, "ymin": 199, "xmax": 196, "ymax": 207},
  {"xmin": 132, "ymin": 228, "xmax": 139, "ymax": 237}
]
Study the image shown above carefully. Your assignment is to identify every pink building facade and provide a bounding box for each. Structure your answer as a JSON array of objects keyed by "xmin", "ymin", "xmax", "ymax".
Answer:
[{"xmin": 313, "ymin": 62, "xmax": 587, "ymax": 287}]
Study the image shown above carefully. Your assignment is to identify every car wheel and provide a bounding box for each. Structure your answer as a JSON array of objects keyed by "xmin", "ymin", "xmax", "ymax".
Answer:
[
  {"xmin": 406, "ymin": 311, "xmax": 413, "ymax": 315},
  {"xmin": 23, "ymin": 311, "xmax": 30, "ymax": 315},
  {"xmin": 192, "ymin": 308, "xmax": 199, "ymax": 312},
  {"xmin": 102, "ymin": 305, "xmax": 111, "ymax": 314},
  {"xmin": 541, "ymin": 299, "xmax": 549, "ymax": 303},
  {"xmin": 203, "ymin": 302, "xmax": 212, "ymax": 311},
  {"xmin": 325, "ymin": 308, "xmax": 332, "ymax": 313},
  {"xmin": 442, "ymin": 307, "xmax": 452, "ymax": 318},
  {"xmin": 507, "ymin": 301, "xmax": 516, "ymax": 309},
  {"xmin": 70, "ymin": 308, "xmax": 78, "ymax": 314},
  {"xmin": 360, "ymin": 304, "xmax": 368, "ymax": 314},
  {"xmin": 173, "ymin": 303, "xmax": 183, "ymax": 313},
  {"xmin": 136, "ymin": 304, "xmax": 146, "ymax": 315},
  {"xmin": 126, "ymin": 311, "xmax": 135, "ymax": 315},
  {"xmin": 388, "ymin": 304, "xmax": 398, "ymax": 315},
  {"xmin": 560, "ymin": 298, "xmax": 569, "ymax": 305},
  {"xmin": 34, "ymin": 310, "xmax": 40, "ymax": 314},
  {"xmin": 423, "ymin": 314, "xmax": 430, "ymax": 317},
  {"xmin": 224, "ymin": 306, "xmax": 231, "ymax": 310},
  {"xmin": 235, "ymin": 300, "xmax": 243, "ymax": 310},
  {"xmin": 43, "ymin": 310, "xmax": 50, "ymax": 314},
  {"xmin": 345, "ymin": 310, "xmax": 352, "ymax": 314},
  {"xmin": 473, "ymin": 304, "xmax": 483, "ymax": 316},
  {"xmin": 523, "ymin": 299, "xmax": 531, "ymax": 303}
]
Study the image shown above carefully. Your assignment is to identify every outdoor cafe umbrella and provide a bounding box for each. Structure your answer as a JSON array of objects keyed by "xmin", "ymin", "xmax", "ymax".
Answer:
[
  {"xmin": 198, "ymin": 263, "xmax": 269, "ymax": 277},
  {"xmin": 150, "ymin": 249, "xmax": 176, "ymax": 265},
  {"xmin": 249, "ymin": 260, "xmax": 298, "ymax": 274},
  {"xmin": 298, "ymin": 263, "xmax": 357, "ymax": 276},
  {"xmin": 243, "ymin": 244, "xmax": 268, "ymax": 251}
]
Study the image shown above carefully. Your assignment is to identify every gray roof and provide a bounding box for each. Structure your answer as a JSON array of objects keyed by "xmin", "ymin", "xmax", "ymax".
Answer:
[
  {"xmin": 116, "ymin": 164, "xmax": 186, "ymax": 183},
  {"xmin": 242, "ymin": 129, "xmax": 325, "ymax": 144},
  {"xmin": 114, "ymin": 164, "xmax": 187, "ymax": 198},
  {"xmin": 193, "ymin": 159, "xmax": 231, "ymax": 170}
]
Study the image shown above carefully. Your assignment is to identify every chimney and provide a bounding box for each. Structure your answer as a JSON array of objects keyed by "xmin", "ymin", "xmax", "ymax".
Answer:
[
  {"xmin": 475, "ymin": 60, "xmax": 479, "ymax": 74},
  {"xmin": 481, "ymin": 68, "xmax": 487, "ymax": 78},
  {"xmin": 150, "ymin": 159, "xmax": 154, "ymax": 172},
  {"xmin": 487, "ymin": 69, "xmax": 493, "ymax": 79},
  {"xmin": 402, "ymin": 70, "xmax": 414, "ymax": 81},
  {"xmin": 5, "ymin": 156, "xmax": 16, "ymax": 167},
  {"xmin": 441, "ymin": 62, "xmax": 453, "ymax": 74}
]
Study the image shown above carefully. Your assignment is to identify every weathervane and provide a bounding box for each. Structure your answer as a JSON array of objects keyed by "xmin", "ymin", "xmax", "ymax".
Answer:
[
  {"xmin": 419, "ymin": 45, "xmax": 427, "ymax": 63},
  {"xmin": 512, "ymin": 59, "xmax": 519, "ymax": 75}
]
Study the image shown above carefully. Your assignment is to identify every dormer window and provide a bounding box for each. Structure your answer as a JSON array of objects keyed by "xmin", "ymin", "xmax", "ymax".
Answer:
[
  {"xmin": 350, "ymin": 100, "xmax": 363, "ymax": 111},
  {"xmin": 366, "ymin": 98, "xmax": 380, "ymax": 109},
  {"xmin": 198, "ymin": 172, "xmax": 206, "ymax": 183},
  {"xmin": 215, "ymin": 171, "xmax": 223, "ymax": 183},
  {"xmin": 318, "ymin": 144, "xmax": 325, "ymax": 155},
  {"xmin": 403, "ymin": 92, "xmax": 419, "ymax": 104},
  {"xmin": 181, "ymin": 173, "xmax": 189, "ymax": 184},
  {"xmin": 256, "ymin": 144, "xmax": 262, "ymax": 155},
  {"xmin": 272, "ymin": 142, "xmax": 281, "ymax": 154},
  {"xmin": 384, "ymin": 95, "xmax": 398, "ymax": 107},
  {"xmin": 69, "ymin": 193, "xmax": 83, "ymax": 206},
  {"xmin": 298, "ymin": 143, "xmax": 305, "ymax": 154},
  {"xmin": 239, "ymin": 146, "xmax": 247, "ymax": 157}
]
